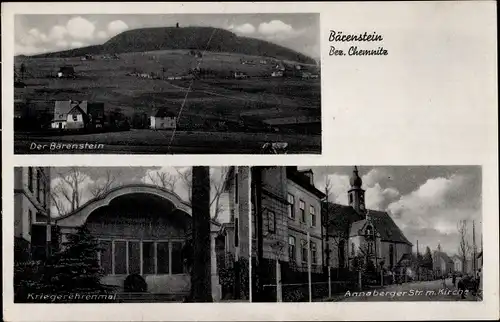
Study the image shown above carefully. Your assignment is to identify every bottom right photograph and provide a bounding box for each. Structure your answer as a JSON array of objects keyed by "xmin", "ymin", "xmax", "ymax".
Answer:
[{"xmin": 249, "ymin": 166, "xmax": 482, "ymax": 302}]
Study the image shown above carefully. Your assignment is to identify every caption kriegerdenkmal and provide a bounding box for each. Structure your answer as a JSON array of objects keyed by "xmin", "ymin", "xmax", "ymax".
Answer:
[{"xmin": 329, "ymin": 31, "xmax": 388, "ymax": 56}]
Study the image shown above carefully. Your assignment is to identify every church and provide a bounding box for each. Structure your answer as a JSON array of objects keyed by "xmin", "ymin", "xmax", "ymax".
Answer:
[{"xmin": 323, "ymin": 167, "xmax": 413, "ymax": 274}]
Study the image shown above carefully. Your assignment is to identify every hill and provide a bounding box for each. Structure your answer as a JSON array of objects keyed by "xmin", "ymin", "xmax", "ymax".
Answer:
[{"xmin": 28, "ymin": 27, "xmax": 316, "ymax": 64}]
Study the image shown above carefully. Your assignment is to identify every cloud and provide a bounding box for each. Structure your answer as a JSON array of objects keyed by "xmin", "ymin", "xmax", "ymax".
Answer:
[
  {"xmin": 97, "ymin": 31, "xmax": 108, "ymax": 39},
  {"xmin": 258, "ymin": 20, "xmax": 294, "ymax": 35},
  {"xmin": 228, "ymin": 23, "xmax": 255, "ymax": 34},
  {"xmin": 56, "ymin": 40, "xmax": 69, "ymax": 48},
  {"xmin": 387, "ymin": 174, "xmax": 481, "ymax": 253},
  {"xmin": 66, "ymin": 16, "xmax": 95, "ymax": 40},
  {"xmin": 70, "ymin": 41, "xmax": 85, "ymax": 49},
  {"xmin": 49, "ymin": 25, "xmax": 67, "ymax": 41},
  {"xmin": 107, "ymin": 20, "xmax": 129, "ymax": 36}
]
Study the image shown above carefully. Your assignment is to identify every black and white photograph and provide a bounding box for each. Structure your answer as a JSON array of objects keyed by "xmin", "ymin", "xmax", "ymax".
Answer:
[
  {"xmin": 249, "ymin": 166, "xmax": 483, "ymax": 302},
  {"xmin": 14, "ymin": 166, "xmax": 251, "ymax": 303},
  {"xmin": 13, "ymin": 14, "xmax": 321, "ymax": 154}
]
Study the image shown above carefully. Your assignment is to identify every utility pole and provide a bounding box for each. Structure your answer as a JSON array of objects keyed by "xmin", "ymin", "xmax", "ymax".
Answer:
[
  {"xmin": 190, "ymin": 166, "xmax": 213, "ymax": 302},
  {"xmin": 307, "ymin": 232, "xmax": 312, "ymax": 302},
  {"xmin": 472, "ymin": 220, "xmax": 477, "ymax": 274},
  {"xmin": 417, "ymin": 240, "xmax": 420, "ymax": 281}
]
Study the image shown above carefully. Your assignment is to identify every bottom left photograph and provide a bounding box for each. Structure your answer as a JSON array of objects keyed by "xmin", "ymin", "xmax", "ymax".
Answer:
[{"xmin": 13, "ymin": 166, "xmax": 251, "ymax": 303}]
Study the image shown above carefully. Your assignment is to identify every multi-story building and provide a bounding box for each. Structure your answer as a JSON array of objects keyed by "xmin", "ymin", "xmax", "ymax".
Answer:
[
  {"xmin": 285, "ymin": 167, "xmax": 325, "ymax": 272},
  {"xmin": 14, "ymin": 167, "xmax": 52, "ymax": 262},
  {"xmin": 251, "ymin": 166, "xmax": 325, "ymax": 270}
]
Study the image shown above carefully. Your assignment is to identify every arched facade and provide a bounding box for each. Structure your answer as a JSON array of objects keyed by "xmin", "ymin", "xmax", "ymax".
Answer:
[{"xmin": 55, "ymin": 184, "xmax": 221, "ymax": 299}]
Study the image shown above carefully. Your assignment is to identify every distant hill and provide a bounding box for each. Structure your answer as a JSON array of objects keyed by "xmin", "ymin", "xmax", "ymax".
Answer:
[{"xmin": 27, "ymin": 27, "xmax": 316, "ymax": 64}]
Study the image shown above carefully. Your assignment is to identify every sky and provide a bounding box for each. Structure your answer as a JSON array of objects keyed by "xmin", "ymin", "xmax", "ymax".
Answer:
[
  {"xmin": 14, "ymin": 13, "xmax": 320, "ymax": 59},
  {"xmin": 304, "ymin": 166, "xmax": 482, "ymax": 256},
  {"xmin": 50, "ymin": 166, "xmax": 231, "ymax": 223}
]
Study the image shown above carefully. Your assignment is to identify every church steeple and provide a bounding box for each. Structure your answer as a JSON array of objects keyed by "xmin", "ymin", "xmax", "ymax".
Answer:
[{"xmin": 348, "ymin": 166, "xmax": 365, "ymax": 213}]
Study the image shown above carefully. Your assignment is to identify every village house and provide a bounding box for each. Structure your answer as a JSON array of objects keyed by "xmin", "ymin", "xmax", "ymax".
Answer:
[
  {"xmin": 432, "ymin": 247, "xmax": 454, "ymax": 277},
  {"xmin": 51, "ymin": 100, "xmax": 104, "ymax": 130},
  {"xmin": 324, "ymin": 167, "xmax": 413, "ymax": 276},
  {"xmin": 150, "ymin": 109, "xmax": 177, "ymax": 130}
]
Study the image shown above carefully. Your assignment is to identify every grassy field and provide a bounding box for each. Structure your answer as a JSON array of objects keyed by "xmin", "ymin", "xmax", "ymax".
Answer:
[
  {"xmin": 14, "ymin": 50, "xmax": 321, "ymax": 153},
  {"xmin": 15, "ymin": 129, "xmax": 320, "ymax": 154}
]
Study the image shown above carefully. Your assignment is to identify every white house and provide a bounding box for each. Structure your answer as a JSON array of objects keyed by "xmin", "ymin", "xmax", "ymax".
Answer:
[
  {"xmin": 51, "ymin": 100, "xmax": 88, "ymax": 130},
  {"xmin": 150, "ymin": 109, "xmax": 177, "ymax": 130}
]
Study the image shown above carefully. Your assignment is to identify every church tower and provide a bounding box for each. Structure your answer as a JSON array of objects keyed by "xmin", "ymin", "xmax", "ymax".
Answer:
[{"xmin": 348, "ymin": 166, "xmax": 366, "ymax": 213}]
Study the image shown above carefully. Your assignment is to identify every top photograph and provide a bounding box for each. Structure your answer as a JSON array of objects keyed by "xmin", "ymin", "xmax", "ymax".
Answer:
[{"xmin": 13, "ymin": 13, "xmax": 321, "ymax": 155}]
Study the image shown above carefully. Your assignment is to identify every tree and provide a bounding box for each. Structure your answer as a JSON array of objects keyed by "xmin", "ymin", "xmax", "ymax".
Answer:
[
  {"xmin": 42, "ymin": 226, "xmax": 107, "ymax": 295},
  {"xmin": 175, "ymin": 167, "xmax": 232, "ymax": 222},
  {"xmin": 52, "ymin": 167, "xmax": 88, "ymax": 215},
  {"xmin": 189, "ymin": 166, "xmax": 213, "ymax": 302},
  {"xmin": 147, "ymin": 170, "xmax": 178, "ymax": 191},
  {"xmin": 422, "ymin": 246, "xmax": 433, "ymax": 270},
  {"xmin": 88, "ymin": 169, "xmax": 121, "ymax": 198},
  {"xmin": 458, "ymin": 219, "xmax": 471, "ymax": 274}
]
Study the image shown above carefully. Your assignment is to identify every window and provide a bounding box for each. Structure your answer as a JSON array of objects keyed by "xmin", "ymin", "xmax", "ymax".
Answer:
[
  {"xmin": 234, "ymin": 218, "xmax": 239, "ymax": 247},
  {"xmin": 299, "ymin": 200, "xmax": 306, "ymax": 223},
  {"xmin": 157, "ymin": 242, "xmax": 170, "ymax": 274},
  {"xmin": 28, "ymin": 167, "xmax": 33, "ymax": 192},
  {"xmin": 128, "ymin": 241, "xmax": 141, "ymax": 274},
  {"xmin": 99, "ymin": 241, "xmax": 113, "ymax": 275},
  {"xmin": 72, "ymin": 114, "xmax": 78, "ymax": 121},
  {"xmin": 351, "ymin": 243, "xmax": 355, "ymax": 256},
  {"xmin": 288, "ymin": 236, "xmax": 296, "ymax": 261},
  {"xmin": 349, "ymin": 193, "xmax": 353, "ymax": 204},
  {"xmin": 114, "ymin": 241, "xmax": 127, "ymax": 274},
  {"xmin": 267, "ymin": 210, "xmax": 276, "ymax": 233},
  {"xmin": 310, "ymin": 206, "xmax": 316, "ymax": 227},
  {"xmin": 36, "ymin": 170, "xmax": 41, "ymax": 202},
  {"xmin": 234, "ymin": 173, "xmax": 239, "ymax": 204},
  {"xmin": 311, "ymin": 242, "xmax": 317, "ymax": 264},
  {"xmin": 28, "ymin": 210, "xmax": 33, "ymax": 235},
  {"xmin": 99, "ymin": 240, "xmax": 185, "ymax": 276},
  {"xmin": 287, "ymin": 194, "xmax": 295, "ymax": 219},
  {"xmin": 171, "ymin": 242, "xmax": 183, "ymax": 274},
  {"xmin": 301, "ymin": 240, "xmax": 308, "ymax": 263}
]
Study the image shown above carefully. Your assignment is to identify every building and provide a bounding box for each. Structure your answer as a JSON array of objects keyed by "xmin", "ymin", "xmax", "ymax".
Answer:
[
  {"xmin": 433, "ymin": 249, "xmax": 454, "ymax": 276},
  {"xmin": 13, "ymin": 167, "xmax": 253, "ymax": 301},
  {"xmin": 150, "ymin": 109, "xmax": 177, "ymax": 130},
  {"xmin": 14, "ymin": 167, "xmax": 52, "ymax": 263},
  {"xmin": 324, "ymin": 167, "xmax": 413, "ymax": 274},
  {"xmin": 51, "ymin": 100, "xmax": 104, "ymax": 130},
  {"xmin": 251, "ymin": 167, "xmax": 325, "ymax": 271},
  {"xmin": 452, "ymin": 255, "xmax": 463, "ymax": 273},
  {"xmin": 286, "ymin": 167, "xmax": 325, "ymax": 272}
]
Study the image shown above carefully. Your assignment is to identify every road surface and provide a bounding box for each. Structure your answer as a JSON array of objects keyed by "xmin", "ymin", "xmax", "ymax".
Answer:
[{"xmin": 336, "ymin": 279, "xmax": 479, "ymax": 302}]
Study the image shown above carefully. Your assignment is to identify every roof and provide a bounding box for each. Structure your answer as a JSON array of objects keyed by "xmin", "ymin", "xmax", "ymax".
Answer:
[
  {"xmin": 286, "ymin": 167, "xmax": 325, "ymax": 199},
  {"xmin": 323, "ymin": 202, "xmax": 364, "ymax": 237},
  {"xmin": 433, "ymin": 251, "xmax": 454, "ymax": 264},
  {"xmin": 367, "ymin": 210, "xmax": 413, "ymax": 245},
  {"xmin": 153, "ymin": 108, "xmax": 177, "ymax": 118}
]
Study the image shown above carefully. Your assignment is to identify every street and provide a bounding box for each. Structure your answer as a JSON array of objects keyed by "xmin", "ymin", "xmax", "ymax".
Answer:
[{"xmin": 336, "ymin": 279, "xmax": 480, "ymax": 302}]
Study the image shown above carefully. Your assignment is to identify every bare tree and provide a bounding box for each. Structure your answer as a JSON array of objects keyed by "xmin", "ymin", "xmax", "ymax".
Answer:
[
  {"xmin": 146, "ymin": 170, "xmax": 178, "ymax": 191},
  {"xmin": 52, "ymin": 167, "xmax": 88, "ymax": 214},
  {"xmin": 88, "ymin": 169, "xmax": 121, "ymax": 198},
  {"xmin": 457, "ymin": 220, "xmax": 471, "ymax": 274},
  {"xmin": 176, "ymin": 167, "xmax": 231, "ymax": 222}
]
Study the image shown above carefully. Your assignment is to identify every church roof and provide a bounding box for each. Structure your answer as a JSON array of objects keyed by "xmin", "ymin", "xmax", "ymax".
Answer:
[
  {"xmin": 367, "ymin": 210, "xmax": 412, "ymax": 245},
  {"xmin": 324, "ymin": 202, "xmax": 412, "ymax": 246}
]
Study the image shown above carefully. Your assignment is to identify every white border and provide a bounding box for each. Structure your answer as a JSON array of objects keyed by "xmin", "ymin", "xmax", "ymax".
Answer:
[{"xmin": 2, "ymin": 1, "xmax": 499, "ymax": 321}]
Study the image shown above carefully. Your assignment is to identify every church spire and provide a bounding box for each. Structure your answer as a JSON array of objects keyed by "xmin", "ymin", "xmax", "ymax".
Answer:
[{"xmin": 348, "ymin": 166, "xmax": 365, "ymax": 214}]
